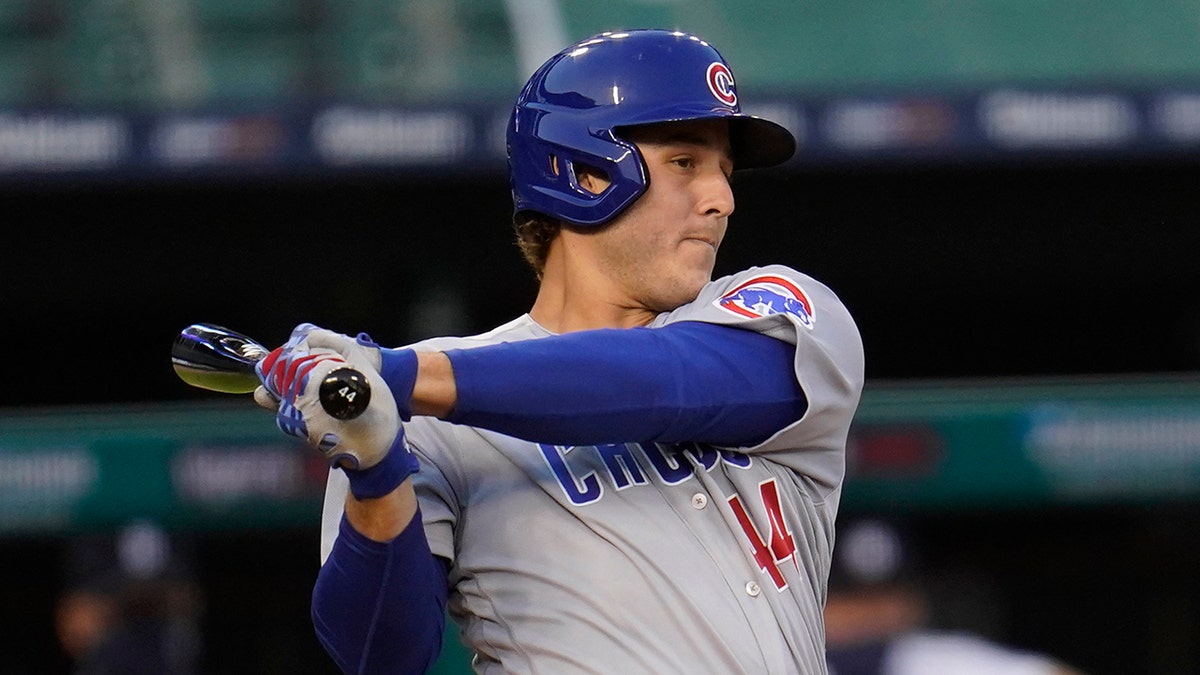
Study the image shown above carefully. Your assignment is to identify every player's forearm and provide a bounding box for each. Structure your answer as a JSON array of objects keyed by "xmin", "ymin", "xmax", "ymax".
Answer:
[
  {"xmin": 314, "ymin": 511, "xmax": 448, "ymax": 674},
  {"xmin": 411, "ymin": 352, "xmax": 457, "ymax": 418},
  {"xmin": 375, "ymin": 349, "xmax": 457, "ymax": 419}
]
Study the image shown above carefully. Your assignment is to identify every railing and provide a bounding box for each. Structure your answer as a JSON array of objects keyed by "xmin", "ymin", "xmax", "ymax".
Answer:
[{"xmin": 4, "ymin": 374, "xmax": 1200, "ymax": 535}]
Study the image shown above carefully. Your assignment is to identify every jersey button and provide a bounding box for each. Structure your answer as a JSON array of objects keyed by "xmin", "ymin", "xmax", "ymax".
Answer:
[
  {"xmin": 691, "ymin": 493, "xmax": 708, "ymax": 509},
  {"xmin": 745, "ymin": 581, "xmax": 761, "ymax": 597}
]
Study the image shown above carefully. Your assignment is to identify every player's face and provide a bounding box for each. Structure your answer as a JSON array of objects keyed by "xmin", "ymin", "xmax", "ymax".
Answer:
[{"xmin": 592, "ymin": 119, "xmax": 735, "ymax": 313}]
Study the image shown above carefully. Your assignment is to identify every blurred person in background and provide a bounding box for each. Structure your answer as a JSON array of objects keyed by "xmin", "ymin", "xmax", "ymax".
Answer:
[
  {"xmin": 55, "ymin": 521, "xmax": 202, "ymax": 675},
  {"xmin": 825, "ymin": 518, "xmax": 1085, "ymax": 675}
]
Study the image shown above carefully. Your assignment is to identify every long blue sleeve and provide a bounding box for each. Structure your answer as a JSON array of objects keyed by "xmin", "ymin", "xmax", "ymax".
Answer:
[
  {"xmin": 439, "ymin": 320, "xmax": 804, "ymax": 447},
  {"xmin": 313, "ymin": 513, "xmax": 448, "ymax": 675}
]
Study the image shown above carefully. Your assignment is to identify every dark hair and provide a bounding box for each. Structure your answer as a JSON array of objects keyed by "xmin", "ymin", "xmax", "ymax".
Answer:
[{"xmin": 513, "ymin": 211, "xmax": 561, "ymax": 279}]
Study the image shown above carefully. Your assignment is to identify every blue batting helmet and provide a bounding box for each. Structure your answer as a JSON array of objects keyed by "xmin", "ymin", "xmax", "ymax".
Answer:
[{"xmin": 507, "ymin": 29, "xmax": 796, "ymax": 227}]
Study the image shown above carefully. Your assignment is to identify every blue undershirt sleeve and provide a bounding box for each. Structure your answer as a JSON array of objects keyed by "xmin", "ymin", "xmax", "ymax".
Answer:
[
  {"xmin": 438, "ymin": 320, "xmax": 805, "ymax": 448},
  {"xmin": 313, "ymin": 512, "xmax": 448, "ymax": 675}
]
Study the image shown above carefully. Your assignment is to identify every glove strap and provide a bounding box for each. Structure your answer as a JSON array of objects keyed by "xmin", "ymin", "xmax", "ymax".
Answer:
[{"xmin": 342, "ymin": 429, "xmax": 420, "ymax": 500}]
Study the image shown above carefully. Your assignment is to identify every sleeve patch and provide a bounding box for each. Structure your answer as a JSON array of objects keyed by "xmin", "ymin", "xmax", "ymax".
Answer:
[{"xmin": 716, "ymin": 275, "xmax": 816, "ymax": 329}]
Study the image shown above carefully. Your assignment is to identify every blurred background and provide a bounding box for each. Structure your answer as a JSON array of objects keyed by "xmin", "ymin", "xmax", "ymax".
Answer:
[{"xmin": 1, "ymin": 1, "xmax": 1198, "ymax": 673}]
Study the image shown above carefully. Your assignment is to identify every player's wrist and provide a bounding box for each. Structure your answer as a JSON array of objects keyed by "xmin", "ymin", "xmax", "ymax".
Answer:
[
  {"xmin": 340, "ymin": 427, "xmax": 419, "ymax": 500},
  {"xmin": 377, "ymin": 347, "xmax": 419, "ymax": 421}
]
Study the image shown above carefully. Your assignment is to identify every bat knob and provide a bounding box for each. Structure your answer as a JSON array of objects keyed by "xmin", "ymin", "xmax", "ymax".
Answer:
[{"xmin": 319, "ymin": 368, "xmax": 372, "ymax": 420}]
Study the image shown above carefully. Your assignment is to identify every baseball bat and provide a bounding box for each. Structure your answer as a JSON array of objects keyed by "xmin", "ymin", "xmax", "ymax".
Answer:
[{"xmin": 171, "ymin": 323, "xmax": 371, "ymax": 420}]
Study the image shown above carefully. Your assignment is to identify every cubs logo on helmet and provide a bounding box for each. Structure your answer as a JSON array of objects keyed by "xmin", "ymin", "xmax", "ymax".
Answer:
[
  {"xmin": 716, "ymin": 275, "xmax": 816, "ymax": 329},
  {"xmin": 706, "ymin": 62, "xmax": 737, "ymax": 106}
]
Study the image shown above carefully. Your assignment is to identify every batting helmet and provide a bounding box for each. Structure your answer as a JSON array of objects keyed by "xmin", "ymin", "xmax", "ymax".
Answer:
[{"xmin": 507, "ymin": 29, "xmax": 796, "ymax": 227}]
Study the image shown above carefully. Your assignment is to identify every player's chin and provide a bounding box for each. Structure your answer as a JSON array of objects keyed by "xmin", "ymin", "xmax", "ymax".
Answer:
[
  {"xmin": 678, "ymin": 241, "xmax": 717, "ymax": 272},
  {"xmin": 656, "ymin": 271, "xmax": 712, "ymax": 310}
]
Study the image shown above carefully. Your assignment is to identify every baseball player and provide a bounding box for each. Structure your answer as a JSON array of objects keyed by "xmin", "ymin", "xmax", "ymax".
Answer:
[{"xmin": 255, "ymin": 29, "xmax": 865, "ymax": 674}]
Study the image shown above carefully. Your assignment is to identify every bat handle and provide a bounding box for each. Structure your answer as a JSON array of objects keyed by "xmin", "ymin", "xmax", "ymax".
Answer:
[{"xmin": 317, "ymin": 367, "xmax": 372, "ymax": 420}]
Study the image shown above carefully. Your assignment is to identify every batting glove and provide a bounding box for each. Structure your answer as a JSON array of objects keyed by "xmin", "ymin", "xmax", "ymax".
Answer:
[{"xmin": 255, "ymin": 324, "xmax": 418, "ymax": 499}]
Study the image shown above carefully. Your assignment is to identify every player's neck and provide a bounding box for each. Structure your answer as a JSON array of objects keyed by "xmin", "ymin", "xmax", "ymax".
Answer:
[
  {"xmin": 530, "ymin": 239, "xmax": 656, "ymax": 333},
  {"xmin": 529, "ymin": 293, "xmax": 655, "ymax": 333}
]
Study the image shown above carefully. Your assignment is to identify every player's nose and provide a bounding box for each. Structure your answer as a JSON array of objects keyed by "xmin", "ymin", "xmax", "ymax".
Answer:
[{"xmin": 698, "ymin": 169, "xmax": 735, "ymax": 219}]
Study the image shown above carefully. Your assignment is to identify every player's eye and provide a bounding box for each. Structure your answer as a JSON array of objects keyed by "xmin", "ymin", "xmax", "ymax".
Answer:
[{"xmin": 670, "ymin": 156, "xmax": 695, "ymax": 169}]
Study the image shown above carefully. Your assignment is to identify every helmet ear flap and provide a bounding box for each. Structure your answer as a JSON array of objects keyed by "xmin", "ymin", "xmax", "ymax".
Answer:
[
  {"xmin": 509, "ymin": 109, "xmax": 648, "ymax": 226},
  {"xmin": 536, "ymin": 144, "xmax": 631, "ymax": 205}
]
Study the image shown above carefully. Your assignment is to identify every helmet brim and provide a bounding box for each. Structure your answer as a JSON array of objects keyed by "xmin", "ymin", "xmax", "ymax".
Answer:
[
  {"xmin": 728, "ymin": 115, "xmax": 797, "ymax": 169},
  {"xmin": 613, "ymin": 108, "xmax": 796, "ymax": 170}
]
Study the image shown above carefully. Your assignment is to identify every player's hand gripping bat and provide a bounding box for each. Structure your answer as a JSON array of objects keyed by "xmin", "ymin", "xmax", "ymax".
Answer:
[{"xmin": 171, "ymin": 323, "xmax": 371, "ymax": 420}]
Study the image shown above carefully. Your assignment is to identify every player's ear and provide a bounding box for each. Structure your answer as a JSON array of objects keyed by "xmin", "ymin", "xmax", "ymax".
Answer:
[
  {"xmin": 549, "ymin": 154, "xmax": 610, "ymax": 195},
  {"xmin": 575, "ymin": 164, "xmax": 611, "ymax": 195}
]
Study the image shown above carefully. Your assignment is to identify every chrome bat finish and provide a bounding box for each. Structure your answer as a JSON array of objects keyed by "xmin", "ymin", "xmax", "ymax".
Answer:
[{"xmin": 172, "ymin": 323, "xmax": 268, "ymax": 394}]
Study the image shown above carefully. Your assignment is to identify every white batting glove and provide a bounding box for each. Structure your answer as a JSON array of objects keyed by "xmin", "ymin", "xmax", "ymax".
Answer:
[
  {"xmin": 305, "ymin": 326, "xmax": 384, "ymax": 372},
  {"xmin": 255, "ymin": 324, "xmax": 418, "ymax": 498},
  {"xmin": 252, "ymin": 325, "xmax": 383, "ymax": 412}
]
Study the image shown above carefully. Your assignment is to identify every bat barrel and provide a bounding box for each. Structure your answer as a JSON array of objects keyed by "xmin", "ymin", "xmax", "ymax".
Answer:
[
  {"xmin": 171, "ymin": 323, "xmax": 268, "ymax": 394},
  {"xmin": 172, "ymin": 323, "xmax": 372, "ymax": 420}
]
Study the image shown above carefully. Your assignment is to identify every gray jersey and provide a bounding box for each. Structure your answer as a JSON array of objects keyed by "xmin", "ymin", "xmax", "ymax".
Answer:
[{"xmin": 320, "ymin": 264, "xmax": 865, "ymax": 674}]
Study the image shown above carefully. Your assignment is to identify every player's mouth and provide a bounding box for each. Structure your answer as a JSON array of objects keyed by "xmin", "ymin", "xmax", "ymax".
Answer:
[{"xmin": 683, "ymin": 234, "xmax": 719, "ymax": 250}]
